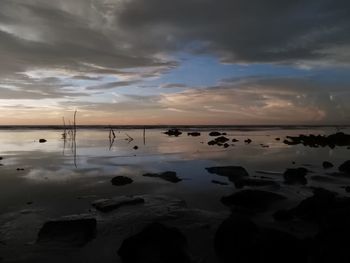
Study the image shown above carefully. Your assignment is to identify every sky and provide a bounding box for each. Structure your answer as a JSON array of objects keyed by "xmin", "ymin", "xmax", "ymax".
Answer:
[{"xmin": 0, "ymin": 0, "xmax": 350, "ymax": 125}]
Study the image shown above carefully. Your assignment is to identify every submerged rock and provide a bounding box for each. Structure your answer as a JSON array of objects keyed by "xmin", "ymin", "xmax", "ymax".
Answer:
[
  {"xmin": 92, "ymin": 196, "xmax": 145, "ymax": 212},
  {"xmin": 212, "ymin": 180, "xmax": 229, "ymax": 186},
  {"xmin": 143, "ymin": 171, "xmax": 181, "ymax": 183},
  {"xmin": 37, "ymin": 218, "xmax": 96, "ymax": 246},
  {"xmin": 322, "ymin": 161, "xmax": 334, "ymax": 169},
  {"xmin": 221, "ymin": 189, "xmax": 286, "ymax": 211},
  {"xmin": 111, "ymin": 176, "xmax": 133, "ymax": 186},
  {"xmin": 164, "ymin": 129, "xmax": 182, "ymax": 137},
  {"xmin": 206, "ymin": 166, "xmax": 249, "ymax": 183},
  {"xmin": 339, "ymin": 160, "xmax": 350, "ymax": 174},
  {"xmin": 283, "ymin": 167, "xmax": 308, "ymax": 185},
  {"xmin": 187, "ymin": 132, "xmax": 201, "ymax": 136},
  {"xmin": 118, "ymin": 222, "xmax": 192, "ymax": 263}
]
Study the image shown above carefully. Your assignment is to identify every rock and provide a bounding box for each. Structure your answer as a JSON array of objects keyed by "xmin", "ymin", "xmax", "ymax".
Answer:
[
  {"xmin": 223, "ymin": 143, "xmax": 229, "ymax": 148},
  {"xmin": 206, "ymin": 166, "xmax": 249, "ymax": 183},
  {"xmin": 211, "ymin": 180, "xmax": 229, "ymax": 186},
  {"xmin": 39, "ymin": 139, "xmax": 47, "ymax": 143},
  {"xmin": 118, "ymin": 222, "xmax": 192, "ymax": 263},
  {"xmin": 208, "ymin": 136, "xmax": 230, "ymax": 147},
  {"xmin": 164, "ymin": 129, "xmax": 182, "ymax": 136},
  {"xmin": 187, "ymin": 132, "xmax": 201, "ymax": 136},
  {"xmin": 111, "ymin": 176, "xmax": 133, "ymax": 186},
  {"xmin": 133, "ymin": 146, "xmax": 138, "ymax": 150},
  {"xmin": 273, "ymin": 209, "xmax": 294, "ymax": 221},
  {"xmin": 37, "ymin": 218, "xmax": 96, "ymax": 246},
  {"xmin": 215, "ymin": 136, "xmax": 230, "ymax": 143},
  {"xmin": 214, "ymin": 215, "xmax": 306, "ymax": 263},
  {"xmin": 16, "ymin": 168, "xmax": 24, "ymax": 171},
  {"xmin": 244, "ymin": 139, "xmax": 252, "ymax": 144},
  {"xmin": 346, "ymin": 186, "xmax": 350, "ymax": 193},
  {"xmin": 234, "ymin": 178, "xmax": 279, "ymax": 189},
  {"xmin": 221, "ymin": 189, "xmax": 286, "ymax": 211},
  {"xmin": 339, "ymin": 160, "xmax": 350, "ymax": 174},
  {"xmin": 275, "ymin": 138, "xmax": 281, "ymax": 141},
  {"xmin": 92, "ymin": 196, "xmax": 145, "ymax": 212},
  {"xmin": 283, "ymin": 167, "xmax": 308, "ymax": 185},
  {"xmin": 0, "ymin": 157, "xmax": 3, "ymax": 160},
  {"xmin": 283, "ymin": 132, "xmax": 350, "ymax": 148},
  {"xmin": 209, "ymin": 131, "xmax": 222, "ymax": 136},
  {"xmin": 232, "ymin": 139, "xmax": 239, "ymax": 142},
  {"xmin": 143, "ymin": 171, "xmax": 181, "ymax": 183},
  {"xmin": 322, "ymin": 161, "xmax": 334, "ymax": 169},
  {"xmin": 291, "ymin": 188, "xmax": 337, "ymax": 221}
]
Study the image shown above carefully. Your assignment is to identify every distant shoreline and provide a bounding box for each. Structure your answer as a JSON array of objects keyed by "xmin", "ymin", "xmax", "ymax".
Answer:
[{"xmin": 0, "ymin": 124, "xmax": 348, "ymax": 131}]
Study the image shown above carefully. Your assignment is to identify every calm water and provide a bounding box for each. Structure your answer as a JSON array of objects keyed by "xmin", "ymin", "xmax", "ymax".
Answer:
[{"xmin": 0, "ymin": 126, "xmax": 350, "ymax": 258}]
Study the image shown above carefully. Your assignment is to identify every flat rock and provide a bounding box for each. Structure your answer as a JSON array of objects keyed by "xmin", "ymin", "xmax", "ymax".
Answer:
[
  {"xmin": 92, "ymin": 196, "xmax": 145, "ymax": 213},
  {"xmin": 143, "ymin": 171, "xmax": 181, "ymax": 183},
  {"xmin": 37, "ymin": 218, "xmax": 96, "ymax": 246},
  {"xmin": 206, "ymin": 166, "xmax": 249, "ymax": 183},
  {"xmin": 111, "ymin": 176, "xmax": 133, "ymax": 186}
]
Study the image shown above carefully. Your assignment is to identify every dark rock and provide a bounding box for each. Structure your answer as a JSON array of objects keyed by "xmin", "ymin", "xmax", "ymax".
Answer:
[
  {"xmin": 212, "ymin": 180, "xmax": 229, "ymax": 186},
  {"xmin": 164, "ymin": 129, "xmax": 182, "ymax": 136},
  {"xmin": 133, "ymin": 146, "xmax": 138, "ymax": 150},
  {"xmin": 322, "ymin": 161, "xmax": 334, "ymax": 169},
  {"xmin": 209, "ymin": 131, "xmax": 222, "ymax": 136},
  {"xmin": 275, "ymin": 138, "xmax": 281, "ymax": 141},
  {"xmin": 292, "ymin": 188, "xmax": 337, "ymax": 221},
  {"xmin": 27, "ymin": 201, "xmax": 33, "ymax": 205},
  {"xmin": 244, "ymin": 139, "xmax": 252, "ymax": 144},
  {"xmin": 16, "ymin": 168, "xmax": 24, "ymax": 171},
  {"xmin": 39, "ymin": 139, "xmax": 47, "ymax": 143},
  {"xmin": 118, "ymin": 222, "xmax": 192, "ymax": 263},
  {"xmin": 273, "ymin": 209, "xmax": 294, "ymax": 221},
  {"xmin": 206, "ymin": 166, "xmax": 249, "ymax": 183},
  {"xmin": 215, "ymin": 136, "xmax": 229, "ymax": 143},
  {"xmin": 221, "ymin": 189, "xmax": 286, "ymax": 211},
  {"xmin": 232, "ymin": 139, "xmax": 239, "ymax": 142},
  {"xmin": 346, "ymin": 186, "xmax": 350, "ymax": 193},
  {"xmin": 214, "ymin": 215, "xmax": 306, "ymax": 263},
  {"xmin": 283, "ymin": 132, "xmax": 350, "ymax": 148},
  {"xmin": 111, "ymin": 176, "xmax": 133, "ymax": 186},
  {"xmin": 37, "ymin": 218, "xmax": 96, "ymax": 246},
  {"xmin": 92, "ymin": 196, "xmax": 144, "ymax": 212},
  {"xmin": 223, "ymin": 143, "xmax": 229, "ymax": 148},
  {"xmin": 283, "ymin": 167, "xmax": 308, "ymax": 185},
  {"xmin": 339, "ymin": 160, "xmax": 350, "ymax": 174},
  {"xmin": 187, "ymin": 132, "xmax": 201, "ymax": 136},
  {"xmin": 0, "ymin": 157, "xmax": 3, "ymax": 160},
  {"xmin": 143, "ymin": 171, "xmax": 181, "ymax": 183}
]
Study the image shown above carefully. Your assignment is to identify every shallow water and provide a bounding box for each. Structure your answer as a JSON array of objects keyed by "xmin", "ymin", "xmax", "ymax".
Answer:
[{"xmin": 1, "ymin": 126, "xmax": 350, "ymax": 261}]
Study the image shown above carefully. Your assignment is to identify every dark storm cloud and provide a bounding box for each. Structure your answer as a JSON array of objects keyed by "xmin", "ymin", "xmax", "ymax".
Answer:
[{"xmin": 117, "ymin": 0, "xmax": 350, "ymax": 63}]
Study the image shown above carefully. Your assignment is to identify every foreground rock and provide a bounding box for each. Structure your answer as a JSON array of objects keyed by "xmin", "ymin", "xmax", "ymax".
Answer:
[
  {"xmin": 111, "ymin": 176, "xmax": 133, "ymax": 186},
  {"xmin": 37, "ymin": 218, "xmax": 96, "ymax": 246},
  {"xmin": 283, "ymin": 167, "xmax": 308, "ymax": 185},
  {"xmin": 92, "ymin": 196, "xmax": 145, "ymax": 212},
  {"xmin": 164, "ymin": 129, "xmax": 182, "ymax": 136},
  {"xmin": 214, "ymin": 215, "xmax": 307, "ymax": 263},
  {"xmin": 206, "ymin": 166, "xmax": 249, "ymax": 183},
  {"xmin": 283, "ymin": 132, "xmax": 350, "ymax": 148},
  {"xmin": 118, "ymin": 222, "xmax": 192, "ymax": 263},
  {"xmin": 143, "ymin": 171, "xmax": 182, "ymax": 183},
  {"xmin": 339, "ymin": 160, "xmax": 350, "ymax": 174},
  {"xmin": 221, "ymin": 189, "xmax": 286, "ymax": 211}
]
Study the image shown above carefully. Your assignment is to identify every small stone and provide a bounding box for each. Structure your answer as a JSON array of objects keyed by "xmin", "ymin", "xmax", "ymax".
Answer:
[{"xmin": 39, "ymin": 139, "xmax": 47, "ymax": 143}]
